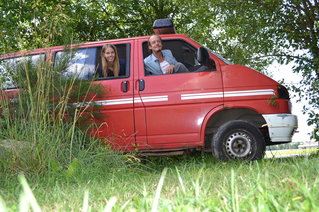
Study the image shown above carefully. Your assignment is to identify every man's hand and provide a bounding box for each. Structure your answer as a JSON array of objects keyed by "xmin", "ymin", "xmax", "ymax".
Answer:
[{"xmin": 165, "ymin": 64, "xmax": 175, "ymax": 74}]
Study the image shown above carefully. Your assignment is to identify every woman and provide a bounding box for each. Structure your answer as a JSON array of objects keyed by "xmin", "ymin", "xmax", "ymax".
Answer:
[{"xmin": 100, "ymin": 44, "xmax": 124, "ymax": 77}]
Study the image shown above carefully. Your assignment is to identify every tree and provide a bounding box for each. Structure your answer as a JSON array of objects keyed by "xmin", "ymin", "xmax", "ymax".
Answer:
[{"xmin": 0, "ymin": 0, "xmax": 76, "ymax": 53}]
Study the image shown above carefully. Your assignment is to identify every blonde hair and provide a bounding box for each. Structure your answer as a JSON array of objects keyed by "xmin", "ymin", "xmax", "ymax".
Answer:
[{"xmin": 101, "ymin": 44, "xmax": 120, "ymax": 77}]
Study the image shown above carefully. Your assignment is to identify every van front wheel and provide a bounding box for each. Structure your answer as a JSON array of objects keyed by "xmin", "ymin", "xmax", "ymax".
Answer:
[{"xmin": 212, "ymin": 121, "xmax": 265, "ymax": 161}]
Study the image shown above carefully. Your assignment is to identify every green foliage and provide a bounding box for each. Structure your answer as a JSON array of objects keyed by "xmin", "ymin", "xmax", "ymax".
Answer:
[
  {"xmin": 267, "ymin": 95, "xmax": 277, "ymax": 106},
  {"xmin": 0, "ymin": 0, "xmax": 181, "ymax": 53},
  {"xmin": 0, "ymin": 0, "xmax": 76, "ymax": 53}
]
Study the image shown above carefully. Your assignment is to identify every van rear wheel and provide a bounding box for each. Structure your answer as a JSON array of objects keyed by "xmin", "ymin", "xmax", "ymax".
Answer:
[{"xmin": 212, "ymin": 120, "xmax": 265, "ymax": 161}]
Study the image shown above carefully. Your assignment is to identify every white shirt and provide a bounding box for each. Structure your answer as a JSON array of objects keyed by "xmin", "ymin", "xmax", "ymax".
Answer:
[{"xmin": 160, "ymin": 60, "xmax": 170, "ymax": 74}]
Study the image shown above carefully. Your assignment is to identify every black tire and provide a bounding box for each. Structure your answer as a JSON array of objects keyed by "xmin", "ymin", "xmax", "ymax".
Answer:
[{"xmin": 212, "ymin": 120, "xmax": 266, "ymax": 161}]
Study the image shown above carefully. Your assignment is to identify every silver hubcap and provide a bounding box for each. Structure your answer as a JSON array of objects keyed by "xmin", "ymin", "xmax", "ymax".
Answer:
[{"xmin": 225, "ymin": 131, "xmax": 252, "ymax": 158}]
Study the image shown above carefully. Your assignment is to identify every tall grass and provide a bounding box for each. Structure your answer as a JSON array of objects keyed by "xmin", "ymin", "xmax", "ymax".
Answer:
[{"xmin": 0, "ymin": 52, "xmax": 127, "ymax": 176}]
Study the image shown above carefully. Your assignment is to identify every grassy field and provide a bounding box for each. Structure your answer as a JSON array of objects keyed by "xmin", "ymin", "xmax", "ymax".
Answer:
[{"xmin": 1, "ymin": 152, "xmax": 319, "ymax": 211}]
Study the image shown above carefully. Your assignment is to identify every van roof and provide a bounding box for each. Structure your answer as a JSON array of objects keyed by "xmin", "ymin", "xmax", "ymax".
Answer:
[{"xmin": 0, "ymin": 33, "xmax": 189, "ymax": 59}]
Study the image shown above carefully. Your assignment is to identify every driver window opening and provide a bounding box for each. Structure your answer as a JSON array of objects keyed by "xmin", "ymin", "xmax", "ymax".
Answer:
[{"xmin": 142, "ymin": 39, "xmax": 216, "ymax": 76}]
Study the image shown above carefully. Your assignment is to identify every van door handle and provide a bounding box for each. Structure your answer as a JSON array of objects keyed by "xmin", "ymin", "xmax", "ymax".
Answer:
[
  {"xmin": 139, "ymin": 79, "xmax": 145, "ymax": 91},
  {"xmin": 122, "ymin": 81, "xmax": 128, "ymax": 92}
]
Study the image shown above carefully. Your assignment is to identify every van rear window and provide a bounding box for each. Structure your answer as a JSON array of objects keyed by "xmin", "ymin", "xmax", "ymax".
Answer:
[
  {"xmin": 0, "ymin": 54, "xmax": 45, "ymax": 89},
  {"xmin": 54, "ymin": 48, "xmax": 97, "ymax": 80}
]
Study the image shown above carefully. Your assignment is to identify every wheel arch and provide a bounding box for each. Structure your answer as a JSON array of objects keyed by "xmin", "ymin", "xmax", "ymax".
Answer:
[{"xmin": 201, "ymin": 107, "xmax": 269, "ymax": 150}]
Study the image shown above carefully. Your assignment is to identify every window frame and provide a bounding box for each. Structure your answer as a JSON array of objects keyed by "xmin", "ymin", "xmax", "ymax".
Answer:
[
  {"xmin": 53, "ymin": 43, "xmax": 131, "ymax": 81},
  {"xmin": 95, "ymin": 43, "xmax": 131, "ymax": 81},
  {"xmin": 142, "ymin": 38, "xmax": 216, "ymax": 77}
]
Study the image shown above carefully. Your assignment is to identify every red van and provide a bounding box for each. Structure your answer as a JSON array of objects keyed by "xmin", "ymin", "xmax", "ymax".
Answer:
[{"xmin": 0, "ymin": 19, "xmax": 298, "ymax": 161}]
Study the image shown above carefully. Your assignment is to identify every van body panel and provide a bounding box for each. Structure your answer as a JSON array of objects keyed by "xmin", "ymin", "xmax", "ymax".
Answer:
[
  {"xmin": 136, "ymin": 37, "xmax": 224, "ymax": 147},
  {"xmin": 199, "ymin": 104, "xmax": 225, "ymax": 143},
  {"xmin": 223, "ymin": 99, "xmax": 290, "ymax": 114},
  {"xmin": 50, "ymin": 40, "xmax": 137, "ymax": 152},
  {"xmin": 132, "ymin": 39, "xmax": 148, "ymax": 149},
  {"xmin": 90, "ymin": 79, "xmax": 135, "ymax": 151},
  {"xmin": 221, "ymin": 64, "xmax": 292, "ymax": 116},
  {"xmin": 221, "ymin": 64, "xmax": 279, "ymax": 88}
]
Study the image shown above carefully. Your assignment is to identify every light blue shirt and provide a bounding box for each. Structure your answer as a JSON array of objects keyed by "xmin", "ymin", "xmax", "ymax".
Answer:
[{"xmin": 144, "ymin": 50, "xmax": 178, "ymax": 75}]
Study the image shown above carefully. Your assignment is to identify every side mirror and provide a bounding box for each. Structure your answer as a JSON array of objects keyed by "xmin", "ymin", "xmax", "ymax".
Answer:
[{"xmin": 197, "ymin": 47, "xmax": 214, "ymax": 67}]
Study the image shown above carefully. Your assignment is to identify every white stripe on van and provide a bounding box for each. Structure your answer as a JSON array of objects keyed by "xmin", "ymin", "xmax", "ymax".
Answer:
[
  {"xmin": 71, "ymin": 89, "xmax": 275, "ymax": 107},
  {"xmin": 181, "ymin": 92, "xmax": 223, "ymax": 100},
  {"xmin": 181, "ymin": 89, "xmax": 275, "ymax": 100},
  {"xmin": 94, "ymin": 97, "xmax": 133, "ymax": 106},
  {"xmin": 224, "ymin": 89, "xmax": 275, "ymax": 97},
  {"xmin": 90, "ymin": 95, "xmax": 168, "ymax": 106},
  {"xmin": 133, "ymin": 96, "xmax": 168, "ymax": 103},
  {"xmin": 141, "ymin": 95, "xmax": 168, "ymax": 102}
]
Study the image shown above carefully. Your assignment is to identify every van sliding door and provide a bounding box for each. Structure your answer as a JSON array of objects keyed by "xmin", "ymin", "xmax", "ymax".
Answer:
[{"xmin": 54, "ymin": 43, "xmax": 135, "ymax": 151}]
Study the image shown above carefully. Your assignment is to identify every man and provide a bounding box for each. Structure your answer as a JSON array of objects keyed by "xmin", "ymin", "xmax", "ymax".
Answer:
[{"xmin": 144, "ymin": 35, "xmax": 189, "ymax": 75}]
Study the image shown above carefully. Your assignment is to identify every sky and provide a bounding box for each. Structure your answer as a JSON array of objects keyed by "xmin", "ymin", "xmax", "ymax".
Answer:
[{"xmin": 267, "ymin": 62, "xmax": 314, "ymax": 143}]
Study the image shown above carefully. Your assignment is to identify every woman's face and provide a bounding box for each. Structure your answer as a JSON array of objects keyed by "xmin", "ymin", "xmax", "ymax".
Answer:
[{"xmin": 103, "ymin": 47, "xmax": 115, "ymax": 63}]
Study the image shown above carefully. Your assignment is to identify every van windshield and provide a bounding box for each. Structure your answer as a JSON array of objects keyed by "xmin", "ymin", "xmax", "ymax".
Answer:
[
  {"xmin": 191, "ymin": 39, "xmax": 233, "ymax": 64},
  {"xmin": 206, "ymin": 48, "xmax": 233, "ymax": 65}
]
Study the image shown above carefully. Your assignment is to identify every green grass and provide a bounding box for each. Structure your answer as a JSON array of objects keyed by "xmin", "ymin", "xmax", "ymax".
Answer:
[{"xmin": 1, "ymin": 153, "xmax": 319, "ymax": 211}]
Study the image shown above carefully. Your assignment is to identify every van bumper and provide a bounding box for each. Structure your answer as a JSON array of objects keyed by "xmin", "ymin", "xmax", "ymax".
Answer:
[{"xmin": 262, "ymin": 114, "xmax": 298, "ymax": 142}]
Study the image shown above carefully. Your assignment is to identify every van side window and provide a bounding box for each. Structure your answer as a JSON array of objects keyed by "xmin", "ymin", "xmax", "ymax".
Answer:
[
  {"xmin": 96, "ymin": 43, "xmax": 130, "ymax": 80},
  {"xmin": 54, "ymin": 44, "xmax": 130, "ymax": 80},
  {"xmin": 0, "ymin": 54, "xmax": 45, "ymax": 89},
  {"xmin": 143, "ymin": 39, "xmax": 216, "ymax": 76},
  {"xmin": 55, "ymin": 48, "xmax": 97, "ymax": 80}
]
